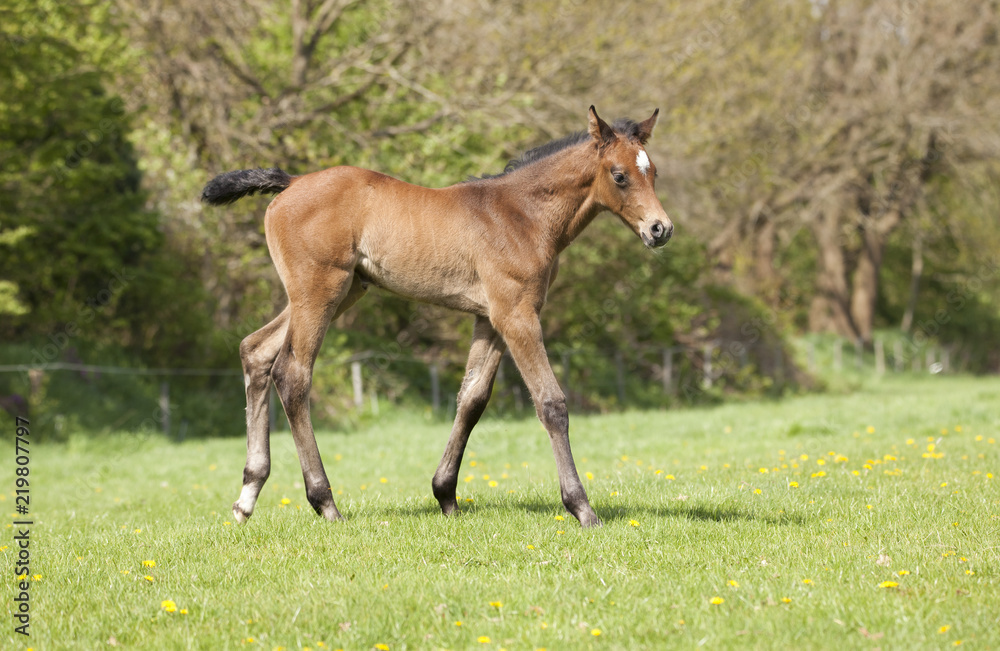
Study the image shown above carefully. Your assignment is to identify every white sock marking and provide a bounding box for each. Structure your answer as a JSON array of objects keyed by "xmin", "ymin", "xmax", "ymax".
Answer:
[{"xmin": 636, "ymin": 149, "xmax": 651, "ymax": 176}]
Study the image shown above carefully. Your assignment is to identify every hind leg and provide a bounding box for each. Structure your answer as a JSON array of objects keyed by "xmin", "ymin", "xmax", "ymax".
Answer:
[
  {"xmin": 233, "ymin": 307, "xmax": 290, "ymax": 523},
  {"xmin": 432, "ymin": 316, "xmax": 506, "ymax": 515},
  {"xmin": 271, "ymin": 270, "xmax": 365, "ymax": 521}
]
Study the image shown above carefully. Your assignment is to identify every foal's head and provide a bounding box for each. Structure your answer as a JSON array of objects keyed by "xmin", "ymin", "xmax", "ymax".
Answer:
[{"xmin": 588, "ymin": 106, "xmax": 673, "ymax": 249}]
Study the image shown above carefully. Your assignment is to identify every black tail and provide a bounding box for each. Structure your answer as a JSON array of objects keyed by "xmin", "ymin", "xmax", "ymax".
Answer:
[{"xmin": 200, "ymin": 168, "xmax": 293, "ymax": 206}]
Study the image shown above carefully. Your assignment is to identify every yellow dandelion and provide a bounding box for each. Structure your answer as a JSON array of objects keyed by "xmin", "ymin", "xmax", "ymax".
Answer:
[
  {"xmin": 32, "ymin": 574, "xmax": 42, "ymax": 581},
  {"xmin": 280, "ymin": 497, "xmax": 291, "ymax": 505},
  {"xmin": 478, "ymin": 636, "xmax": 491, "ymax": 644},
  {"xmin": 455, "ymin": 621, "xmax": 462, "ymax": 626},
  {"xmin": 665, "ymin": 474, "xmax": 675, "ymax": 480},
  {"xmin": 879, "ymin": 580, "xmax": 898, "ymax": 588},
  {"xmin": 489, "ymin": 601, "xmax": 503, "ymax": 608},
  {"xmin": 710, "ymin": 596, "xmax": 725, "ymax": 605},
  {"xmin": 134, "ymin": 529, "xmax": 142, "ymax": 534},
  {"xmin": 144, "ymin": 575, "xmax": 154, "ymax": 583},
  {"xmin": 940, "ymin": 482, "xmax": 948, "ymax": 488},
  {"xmin": 585, "ymin": 472, "xmax": 594, "ymax": 480},
  {"xmin": 965, "ymin": 569, "xmax": 975, "ymax": 575},
  {"xmin": 629, "ymin": 520, "xmax": 640, "ymax": 527},
  {"xmin": 939, "ymin": 625, "xmax": 951, "ymax": 634},
  {"xmin": 554, "ymin": 515, "xmax": 564, "ymax": 521},
  {"xmin": 789, "ymin": 481, "xmax": 799, "ymax": 488},
  {"xmin": 380, "ymin": 477, "xmax": 388, "ymax": 484},
  {"xmin": 591, "ymin": 629, "xmax": 602, "ymax": 637},
  {"xmin": 866, "ymin": 504, "xmax": 874, "ymax": 510},
  {"xmin": 161, "ymin": 599, "xmax": 177, "ymax": 613},
  {"xmin": 754, "ymin": 488, "xmax": 762, "ymax": 494},
  {"xmin": 142, "ymin": 560, "xmax": 156, "ymax": 567},
  {"xmin": 488, "ymin": 480, "xmax": 498, "ymax": 487},
  {"xmin": 526, "ymin": 545, "xmax": 535, "ymax": 550},
  {"xmin": 803, "ymin": 579, "xmax": 814, "ymax": 585},
  {"xmin": 780, "ymin": 597, "xmax": 792, "ymax": 604},
  {"xmin": 759, "ymin": 467, "xmax": 768, "ymax": 474},
  {"xmin": 482, "ymin": 474, "xmax": 490, "ymax": 481},
  {"xmin": 728, "ymin": 580, "xmax": 739, "ymax": 588},
  {"xmin": 180, "ymin": 608, "xmax": 188, "ymax": 614},
  {"xmin": 898, "ymin": 570, "xmax": 910, "ymax": 576},
  {"xmin": 866, "ymin": 426, "xmax": 875, "ymax": 434},
  {"xmin": 556, "ymin": 530, "xmax": 565, "ymax": 535}
]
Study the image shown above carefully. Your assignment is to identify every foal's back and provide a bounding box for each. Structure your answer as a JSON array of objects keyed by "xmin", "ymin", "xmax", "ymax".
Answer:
[{"xmin": 264, "ymin": 165, "xmax": 542, "ymax": 316}]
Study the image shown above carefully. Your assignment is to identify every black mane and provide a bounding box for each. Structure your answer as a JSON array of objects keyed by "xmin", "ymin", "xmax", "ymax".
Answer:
[{"xmin": 474, "ymin": 118, "xmax": 643, "ymax": 180}]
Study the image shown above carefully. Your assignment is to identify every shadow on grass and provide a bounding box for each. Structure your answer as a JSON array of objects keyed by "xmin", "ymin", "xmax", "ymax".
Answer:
[{"xmin": 371, "ymin": 497, "xmax": 806, "ymax": 527}]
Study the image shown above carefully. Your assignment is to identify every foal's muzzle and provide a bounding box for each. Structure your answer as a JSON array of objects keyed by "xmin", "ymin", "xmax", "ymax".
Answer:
[{"xmin": 643, "ymin": 219, "xmax": 674, "ymax": 248}]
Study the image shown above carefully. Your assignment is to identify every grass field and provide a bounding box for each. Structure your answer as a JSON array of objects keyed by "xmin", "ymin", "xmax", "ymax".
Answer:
[{"xmin": 2, "ymin": 375, "xmax": 999, "ymax": 650}]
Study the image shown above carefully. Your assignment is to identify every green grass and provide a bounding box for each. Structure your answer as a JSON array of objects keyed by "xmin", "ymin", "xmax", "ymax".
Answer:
[{"xmin": 2, "ymin": 375, "xmax": 999, "ymax": 650}]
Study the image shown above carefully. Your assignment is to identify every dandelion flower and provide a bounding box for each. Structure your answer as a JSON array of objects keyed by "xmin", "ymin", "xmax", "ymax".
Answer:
[
  {"xmin": 142, "ymin": 560, "xmax": 156, "ymax": 568},
  {"xmin": 455, "ymin": 621, "xmax": 462, "ymax": 626},
  {"xmin": 878, "ymin": 580, "xmax": 899, "ymax": 588},
  {"xmin": 759, "ymin": 468, "xmax": 768, "ymax": 474},
  {"xmin": 144, "ymin": 575, "xmax": 154, "ymax": 583},
  {"xmin": 478, "ymin": 636, "xmax": 491, "ymax": 643},
  {"xmin": 591, "ymin": 629, "xmax": 602, "ymax": 637},
  {"xmin": 180, "ymin": 609, "xmax": 188, "ymax": 615},
  {"xmin": 629, "ymin": 520, "xmax": 640, "ymax": 527},
  {"xmin": 554, "ymin": 515, "xmax": 564, "ymax": 521},
  {"xmin": 161, "ymin": 600, "xmax": 177, "ymax": 613},
  {"xmin": 780, "ymin": 597, "xmax": 792, "ymax": 604},
  {"xmin": 375, "ymin": 645, "xmax": 389, "ymax": 650},
  {"xmin": 728, "ymin": 580, "xmax": 739, "ymax": 588},
  {"xmin": 526, "ymin": 545, "xmax": 534, "ymax": 550},
  {"xmin": 802, "ymin": 579, "xmax": 814, "ymax": 585},
  {"xmin": 898, "ymin": 570, "xmax": 910, "ymax": 576},
  {"xmin": 710, "ymin": 596, "xmax": 725, "ymax": 605},
  {"xmin": 789, "ymin": 481, "xmax": 799, "ymax": 488},
  {"xmin": 939, "ymin": 625, "xmax": 951, "ymax": 634},
  {"xmin": 280, "ymin": 497, "xmax": 291, "ymax": 505},
  {"xmin": 490, "ymin": 601, "xmax": 503, "ymax": 608},
  {"xmin": 866, "ymin": 426, "xmax": 875, "ymax": 434},
  {"xmin": 585, "ymin": 472, "xmax": 594, "ymax": 480},
  {"xmin": 754, "ymin": 488, "xmax": 762, "ymax": 494},
  {"xmin": 665, "ymin": 474, "xmax": 676, "ymax": 481},
  {"xmin": 488, "ymin": 480, "xmax": 498, "ymax": 487},
  {"xmin": 556, "ymin": 530, "xmax": 565, "ymax": 535}
]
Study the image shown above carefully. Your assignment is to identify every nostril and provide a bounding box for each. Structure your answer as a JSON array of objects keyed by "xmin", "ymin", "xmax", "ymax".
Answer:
[{"xmin": 651, "ymin": 222, "xmax": 664, "ymax": 238}]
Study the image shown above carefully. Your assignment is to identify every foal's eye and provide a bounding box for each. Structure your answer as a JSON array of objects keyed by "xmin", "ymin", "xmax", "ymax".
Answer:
[{"xmin": 612, "ymin": 172, "xmax": 627, "ymax": 186}]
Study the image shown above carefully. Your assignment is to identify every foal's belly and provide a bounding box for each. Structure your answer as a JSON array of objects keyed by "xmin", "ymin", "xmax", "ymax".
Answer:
[{"xmin": 355, "ymin": 251, "xmax": 490, "ymax": 316}]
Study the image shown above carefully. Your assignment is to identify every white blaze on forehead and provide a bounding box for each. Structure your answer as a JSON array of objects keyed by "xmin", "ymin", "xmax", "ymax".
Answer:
[{"xmin": 636, "ymin": 149, "xmax": 651, "ymax": 176}]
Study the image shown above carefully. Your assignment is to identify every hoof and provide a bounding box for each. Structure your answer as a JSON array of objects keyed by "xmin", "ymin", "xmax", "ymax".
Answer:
[
  {"xmin": 232, "ymin": 502, "xmax": 251, "ymax": 524},
  {"xmin": 576, "ymin": 510, "xmax": 602, "ymax": 528}
]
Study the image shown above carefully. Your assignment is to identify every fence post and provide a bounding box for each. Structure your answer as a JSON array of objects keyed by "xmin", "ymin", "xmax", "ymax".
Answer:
[
  {"xmin": 875, "ymin": 339, "xmax": 885, "ymax": 376},
  {"xmin": 702, "ymin": 342, "xmax": 714, "ymax": 389},
  {"xmin": 614, "ymin": 350, "xmax": 626, "ymax": 405},
  {"xmin": 430, "ymin": 363, "xmax": 441, "ymax": 412},
  {"xmin": 159, "ymin": 381, "xmax": 171, "ymax": 438},
  {"xmin": 351, "ymin": 361, "xmax": 363, "ymax": 409},
  {"xmin": 662, "ymin": 347, "xmax": 674, "ymax": 394}
]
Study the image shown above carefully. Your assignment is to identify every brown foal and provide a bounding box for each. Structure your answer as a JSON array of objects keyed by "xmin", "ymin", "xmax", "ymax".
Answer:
[{"xmin": 201, "ymin": 106, "xmax": 672, "ymax": 528}]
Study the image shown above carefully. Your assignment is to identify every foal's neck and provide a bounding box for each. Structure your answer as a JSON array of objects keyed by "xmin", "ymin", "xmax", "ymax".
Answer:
[{"xmin": 507, "ymin": 142, "xmax": 602, "ymax": 253}]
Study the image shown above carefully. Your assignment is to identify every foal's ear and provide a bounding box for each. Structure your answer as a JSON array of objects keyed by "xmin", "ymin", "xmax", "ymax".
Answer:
[
  {"xmin": 636, "ymin": 108, "xmax": 660, "ymax": 144},
  {"xmin": 588, "ymin": 105, "xmax": 616, "ymax": 147}
]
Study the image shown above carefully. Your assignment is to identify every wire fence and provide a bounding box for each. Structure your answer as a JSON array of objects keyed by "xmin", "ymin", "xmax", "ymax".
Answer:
[{"xmin": 0, "ymin": 335, "xmax": 967, "ymax": 439}]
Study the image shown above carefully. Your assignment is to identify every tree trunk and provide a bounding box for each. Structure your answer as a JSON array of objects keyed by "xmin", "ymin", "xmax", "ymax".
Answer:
[
  {"xmin": 753, "ymin": 213, "xmax": 778, "ymax": 302},
  {"xmin": 808, "ymin": 209, "xmax": 859, "ymax": 339},
  {"xmin": 900, "ymin": 233, "xmax": 923, "ymax": 333},
  {"xmin": 850, "ymin": 204, "xmax": 902, "ymax": 344}
]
